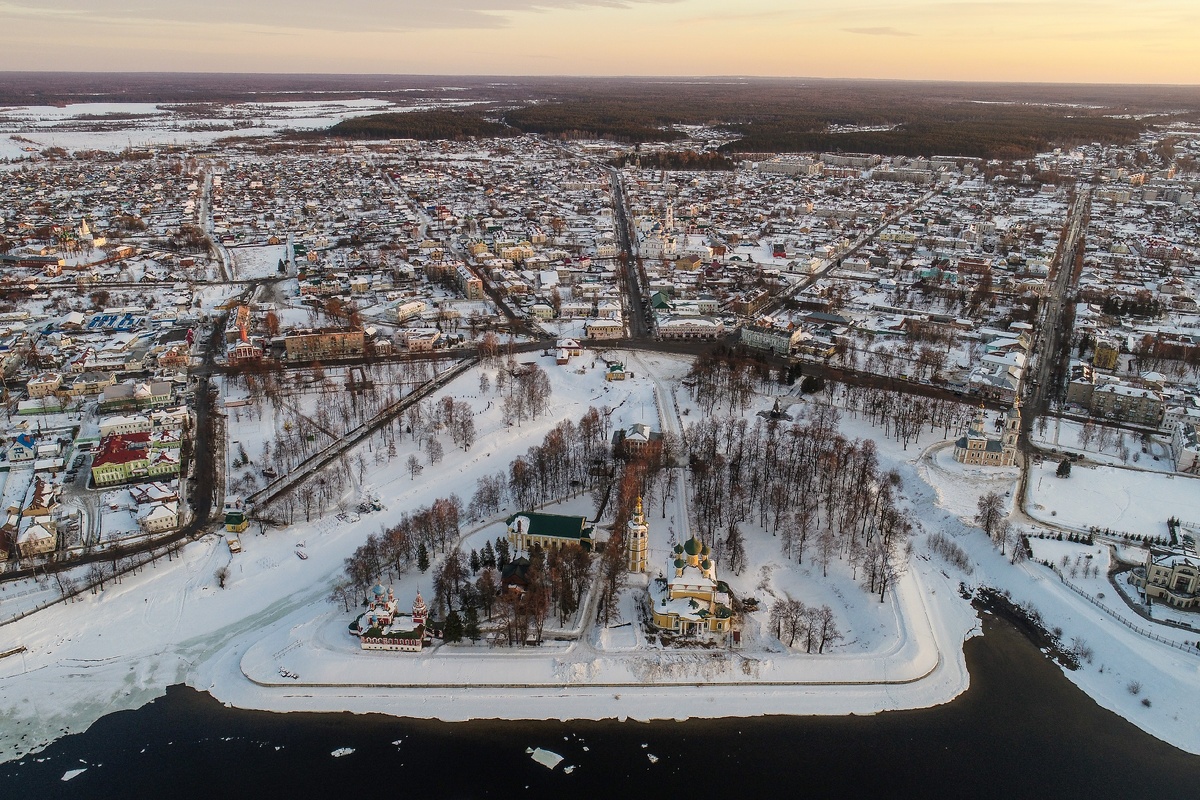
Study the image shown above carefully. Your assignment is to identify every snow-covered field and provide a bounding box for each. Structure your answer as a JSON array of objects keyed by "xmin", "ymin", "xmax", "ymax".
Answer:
[
  {"xmin": 2, "ymin": 352, "xmax": 1199, "ymax": 766},
  {"xmin": 1027, "ymin": 460, "xmax": 1200, "ymax": 536},
  {"xmin": 0, "ymin": 98, "xmax": 491, "ymax": 160},
  {"xmin": 0, "ymin": 99, "xmax": 393, "ymax": 159},
  {"xmin": 1033, "ymin": 416, "xmax": 1174, "ymax": 471},
  {"xmin": 228, "ymin": 245, "xmax": 288, "ymax": 281}
]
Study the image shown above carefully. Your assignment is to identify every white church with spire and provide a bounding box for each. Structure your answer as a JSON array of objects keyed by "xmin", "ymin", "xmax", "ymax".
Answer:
[
  {"xmin": 627, "ymin": 496, "xmax": 649, "ymax": 573},
  {"xmin": 640, "ymin": 200, "xmax": 678, "ymax": 261}
]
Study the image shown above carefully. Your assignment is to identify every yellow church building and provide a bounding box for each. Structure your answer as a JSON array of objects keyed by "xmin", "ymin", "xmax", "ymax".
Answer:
[
  {"xmin": 650, "ymin": 532, "xmax": 734, "ymax": 635},
  {"xmin": 953, "ymin": 400, "xmax": 1020, "ymax": 467}
]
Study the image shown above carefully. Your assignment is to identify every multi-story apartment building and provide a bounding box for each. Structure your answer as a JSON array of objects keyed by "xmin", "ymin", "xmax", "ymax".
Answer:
[
  {"xmin": 1089, "ymin": 383, "xmax": 1164, "ymax": 427},
  {"xmin": 455, "ymin": 264, "xmax": 485, "ymax": 300},
  {"xmin": 740, "ymin": 322, "xmax": 803, "ymax": 356},
  {"xmin": 283, "ymin": 328, "xmax": 365, "ymax": 361}
]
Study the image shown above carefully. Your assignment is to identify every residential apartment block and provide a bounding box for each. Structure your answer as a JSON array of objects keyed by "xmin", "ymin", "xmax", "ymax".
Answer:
[{"xmin": 283, "ymin": 328, "xmax": 365, "ymax": 361}]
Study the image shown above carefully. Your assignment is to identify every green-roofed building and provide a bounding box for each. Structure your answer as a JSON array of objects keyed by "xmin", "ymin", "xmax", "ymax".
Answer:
[
  {"xmin": 506, "ymin": 511, "xmax": 595, "ymax": 553},
  {"xmin": 653, "ymin": 532, "xmax": 733, "ymax": 635},
  {"xmin": 225, "ymin": 509, "xmax": 249, "ymax": 533}
]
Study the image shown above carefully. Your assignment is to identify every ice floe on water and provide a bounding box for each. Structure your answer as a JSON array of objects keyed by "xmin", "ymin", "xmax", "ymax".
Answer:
[{"xmin": 529, "ymin": 747, "xmax": 564, "ymax": 770}]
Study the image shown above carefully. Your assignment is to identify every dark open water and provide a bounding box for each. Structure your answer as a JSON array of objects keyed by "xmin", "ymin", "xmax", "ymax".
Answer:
[{"xmin": 1, "ymin": 615, "xmax": 1196, "ymax": 799}]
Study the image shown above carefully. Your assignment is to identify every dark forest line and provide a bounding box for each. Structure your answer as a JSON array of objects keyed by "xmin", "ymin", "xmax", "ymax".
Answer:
[
  {"xmin": 4, "ymin": 74, "xmax": 1197, "ymax": 158},
  {"xmin": 323, "ymin": 110, "xmax": 514, "ymax": 141},
  {"xmin": 312, "ymin": 81, "xmax": 1180, "ymax": 156}
]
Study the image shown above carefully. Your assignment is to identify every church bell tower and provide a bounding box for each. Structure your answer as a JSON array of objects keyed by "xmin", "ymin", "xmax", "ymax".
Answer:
[{"xmin": 627, "ymin": 496, "xmax": 648, "ymax": 573}]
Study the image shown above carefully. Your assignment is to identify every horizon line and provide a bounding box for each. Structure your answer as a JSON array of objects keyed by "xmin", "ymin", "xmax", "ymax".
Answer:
[{"xmin": 0, "ymin": 70, "xmax": 1198, "ymax": 90}]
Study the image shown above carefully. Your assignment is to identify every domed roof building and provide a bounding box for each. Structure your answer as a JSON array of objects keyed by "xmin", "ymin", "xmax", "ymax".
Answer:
[
  {"xmin": 362, "ymin": 584, "xmax": 397, "ymax": 627},
  {"xmin": 953, "ymin": 400, "xmax": 1020, "ymax": 467},
  {"xmin": 352, "ymin": 586, "xmax": 428, "ymax": 653},
  {"xmin": 650, "ymin": 532, "xmax": 733, "ymax": 635}
]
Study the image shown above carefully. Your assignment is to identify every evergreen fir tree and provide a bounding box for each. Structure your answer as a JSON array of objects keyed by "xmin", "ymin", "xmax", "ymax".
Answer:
[
  {"xmin": 417, "ymin": 542, "xmax": 430, "ymax": 573},
  {"xmin": 481, "ymin": 540, "xmax": 497, "ymax": 569},
  {"xmin": 464, "ymin": 606, "xmax": 481, "ymax": 641},
  {"xmin": 444, "ymin": 609, "xmax": 463, "ymax": 643},
  {"xmin": 469, "ymin": 548, "xmax": 481, "ymax": 575}
]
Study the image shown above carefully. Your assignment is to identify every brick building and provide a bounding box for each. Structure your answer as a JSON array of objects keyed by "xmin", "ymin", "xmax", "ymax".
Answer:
[{"xmin": 283, "ymin": 328, "xmax": 365, "ymax": 361}]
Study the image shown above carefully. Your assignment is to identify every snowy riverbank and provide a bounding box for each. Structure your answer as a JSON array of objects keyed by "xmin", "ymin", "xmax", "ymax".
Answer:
[{"xmin": 2, "ymin": 356, "xmax": 1199, "ymax": 764}]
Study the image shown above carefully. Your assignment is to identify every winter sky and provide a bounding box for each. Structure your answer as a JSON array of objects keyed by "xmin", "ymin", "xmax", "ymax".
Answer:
[{"xmin": 1, "ymin": 0, "xmax": 1196, "ymax": 82}]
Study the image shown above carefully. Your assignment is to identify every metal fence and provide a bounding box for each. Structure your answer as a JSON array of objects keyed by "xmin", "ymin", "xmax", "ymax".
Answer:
[
  {"xmin": 0, "ymin": 541, "xmax": 188, "ymax": 627},
  {"xmin": 1046, "ymin": 564, "xmax": 1200, "ymax": 656}
]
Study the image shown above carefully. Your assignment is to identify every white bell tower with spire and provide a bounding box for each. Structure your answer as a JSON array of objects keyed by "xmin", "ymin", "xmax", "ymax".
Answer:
[{"xmin": 627, "ymin": 496, "xmax": 649, "ymax": 573}]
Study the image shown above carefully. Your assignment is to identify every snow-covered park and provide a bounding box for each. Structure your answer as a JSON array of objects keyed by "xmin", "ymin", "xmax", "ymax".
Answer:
[
  {"xmin": 1033, "ymin": 416, "xmax": 1174, "ymax": 471},
  {"xmin": 2, "ymin": 350, "xmax": 1199, "ymax": 768}
]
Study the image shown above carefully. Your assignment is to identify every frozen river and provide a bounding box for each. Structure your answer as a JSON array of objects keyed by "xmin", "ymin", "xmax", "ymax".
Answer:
[{"xmin": 1, "ymin": 615, "xmax": 1196, "ymax": 798}]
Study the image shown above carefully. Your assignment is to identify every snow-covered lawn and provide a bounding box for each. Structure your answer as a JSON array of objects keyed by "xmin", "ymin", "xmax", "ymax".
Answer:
[
  {"xmin": 193, "ymin": 284, "xmax": 243, "ymax": 315},
  {"xmin": 228, "ymin": 244, "xmax": 287, "ymax": 281},
  {"xmin": 919, "ymin": 441, "xmax": 1020, "ymax": 519},
  {"xmin": 0, "ymin": 574, "xmax": 62, "ymax": 620},
  {"xmin": 1026, "ymin": 460, "xmax": 1200, "ymax": 536},
  {"xmin": 1033, "ymin": 416, "xmax": 1174, "ymax": 471}
]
